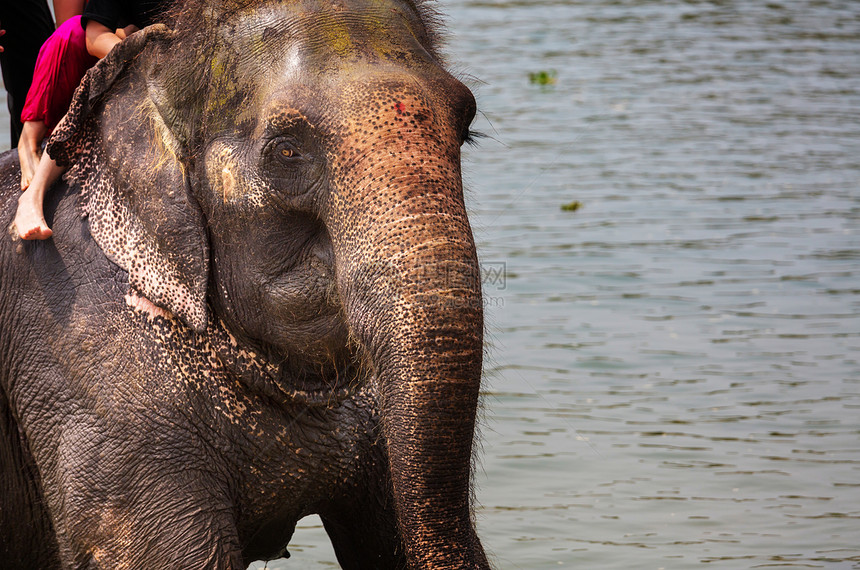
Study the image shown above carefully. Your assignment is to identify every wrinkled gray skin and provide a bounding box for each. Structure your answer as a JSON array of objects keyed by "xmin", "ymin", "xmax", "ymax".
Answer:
[{"xmin": 0, "ymin": 0, "xmax": 489, "ymax": 568}]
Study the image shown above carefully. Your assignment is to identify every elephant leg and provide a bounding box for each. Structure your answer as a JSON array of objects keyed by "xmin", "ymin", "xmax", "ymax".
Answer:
[
  {"xmin": 320, "ymin": 458, "xmax": 407, "ymax": 570},
  {"xmin": 50, "ymin": 499, "xmax": 245, "ymax": 570},
  {"xmin": 0, "ymin": 390, "xmax": 61, "ymax": 568},
  {"xmin": 43, "ymin": 450, "xmax": 244, "ymax": 569},
  {"xmin": 52, "ymin": 504, "xmax": 245, "ymax": 570},
  {"xmin": 320, "ymin": 503, "xmax": 406, "ymax": 570}
]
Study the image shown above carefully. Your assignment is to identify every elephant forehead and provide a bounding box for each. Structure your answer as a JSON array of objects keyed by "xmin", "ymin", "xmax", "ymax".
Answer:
[
  {"xmin": 298, "ymin": 6, "xmax": 427, "ymax": 63},
  {"xmin": 215, "ymin": 0, "xmax": 432, "ymax": 70},
  {"xmin": 198, "ymin": 0, "xmax": 445, "ymax": 129}
]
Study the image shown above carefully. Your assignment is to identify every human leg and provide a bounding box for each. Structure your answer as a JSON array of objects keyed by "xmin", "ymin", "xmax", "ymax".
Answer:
[{"xmin": 17, "ymin": 120, "xmax": 47, "ymax": 189}]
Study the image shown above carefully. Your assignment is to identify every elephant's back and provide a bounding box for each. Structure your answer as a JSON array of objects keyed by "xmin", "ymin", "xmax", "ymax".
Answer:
[
  {"xmin": 0, "ymin": 147, "xmax": 129, "ymax": 363},
  {"xmin": 0, "ymin": 147, "xmax": 119, "ymax": 285}
]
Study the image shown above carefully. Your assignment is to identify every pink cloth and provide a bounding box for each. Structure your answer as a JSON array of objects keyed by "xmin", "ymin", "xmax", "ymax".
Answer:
[{"xmin": 20, "ymin": 16, "xmax": 98, "ymax": 131}]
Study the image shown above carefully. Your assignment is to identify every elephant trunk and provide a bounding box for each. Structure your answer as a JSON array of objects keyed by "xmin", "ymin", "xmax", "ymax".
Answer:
[
  {"xmin": 327, "ymin": 103, "xmax": 489, "ymax": 567},
  {"xmin": 371, "ymin": 255, "xmax": 485, "ymax": 569}
]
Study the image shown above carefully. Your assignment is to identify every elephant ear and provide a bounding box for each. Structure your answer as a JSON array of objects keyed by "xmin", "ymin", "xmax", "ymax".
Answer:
[{"xmin": 48, "ymin": 25, "xmax": 209, "ymax": 332}]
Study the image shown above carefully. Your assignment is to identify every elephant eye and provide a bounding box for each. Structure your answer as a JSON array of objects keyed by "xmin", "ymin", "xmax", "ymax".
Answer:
[{"xmin": 266, "ymin": 137, "xmax": 303, "ymax": 164}]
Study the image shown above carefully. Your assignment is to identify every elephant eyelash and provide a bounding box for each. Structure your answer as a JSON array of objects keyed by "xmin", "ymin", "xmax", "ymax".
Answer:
[{"xmin": 463, "ymin": 129, "xmax": 485, "ymax": 147}]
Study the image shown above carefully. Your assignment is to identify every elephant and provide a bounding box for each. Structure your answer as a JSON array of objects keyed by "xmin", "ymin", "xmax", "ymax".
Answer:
[{"xmin": 0, "ymin": 0, "xmax": 490, "ymax": 568}]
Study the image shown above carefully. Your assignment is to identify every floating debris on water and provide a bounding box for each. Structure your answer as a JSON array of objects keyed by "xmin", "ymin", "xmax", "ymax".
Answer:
[
  {"xmin": 529, "ymin": 70, "xmax": 557, "ymax": 85},
  {"xmin": 560, "ymin": 200, "xmax": 583, "ymax": 212}
]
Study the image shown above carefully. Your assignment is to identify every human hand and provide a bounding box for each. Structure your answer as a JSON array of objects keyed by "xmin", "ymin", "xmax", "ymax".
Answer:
[{"xmin": 115, "ymin": 25, "xmax": 140, "ymax": 41}]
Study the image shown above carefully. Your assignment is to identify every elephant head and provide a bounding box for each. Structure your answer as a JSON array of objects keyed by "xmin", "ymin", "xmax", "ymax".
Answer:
[{"xmin": 49, "ymin": 0, "xmax": 488, "ymax": 567}]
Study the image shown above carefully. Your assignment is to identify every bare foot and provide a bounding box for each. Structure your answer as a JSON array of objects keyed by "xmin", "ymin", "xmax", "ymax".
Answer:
[{"xmin": 14, "ymin": 189, "xmax": 53, "ymax": 240}]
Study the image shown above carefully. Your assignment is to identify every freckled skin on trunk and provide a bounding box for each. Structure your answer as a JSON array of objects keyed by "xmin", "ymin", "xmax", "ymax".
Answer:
[
  {"xmin": 323, "ymin": 76, "xmax": 488, "ymax": 568},
  {"xmin": 0, "ymin": 0, "xmax": 491, "ymax": 568}
]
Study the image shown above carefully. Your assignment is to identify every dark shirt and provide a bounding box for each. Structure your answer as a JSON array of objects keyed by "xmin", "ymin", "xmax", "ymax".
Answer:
[
  {"xmin": 0, "ymin": 0, "xmax": 54, "ymax": 145},
  {"xmin": 81, "ymin": 0, "xmax": 170, "ymax": 31}
]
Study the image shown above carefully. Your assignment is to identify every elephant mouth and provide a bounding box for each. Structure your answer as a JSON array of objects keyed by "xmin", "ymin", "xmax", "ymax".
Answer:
[
  {"xmin": 266, "ymin": 367, "xmax": 359, "ymax": 408},
  {"xmin": 209, "ymin": 319, "xmax": 363, "ymax": 408}
]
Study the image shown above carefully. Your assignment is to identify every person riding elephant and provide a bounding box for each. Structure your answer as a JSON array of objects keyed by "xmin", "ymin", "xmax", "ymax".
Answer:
[
  {"xmin": 0, "ymin": 0, "xmax": 490, "ymax": 568},
  {"xmin": 15, "ymin": 0, "xmax": 171, "ymax": 240}
]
